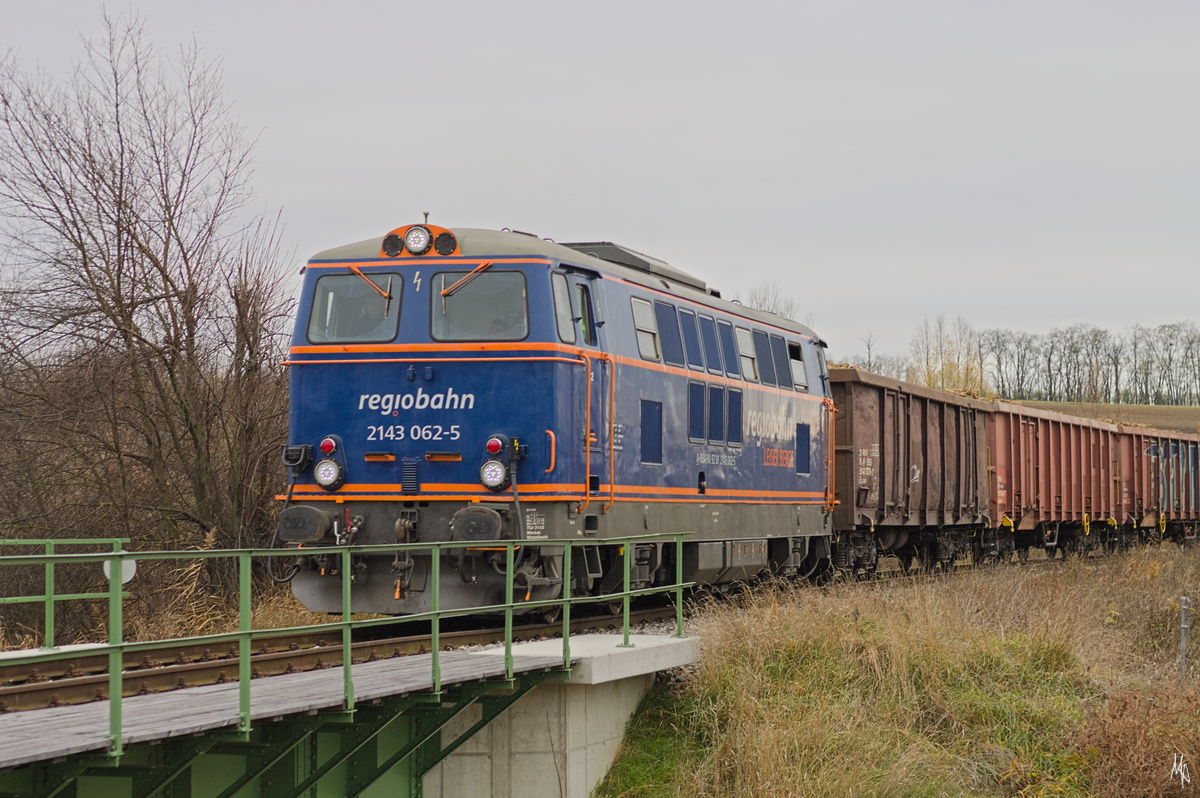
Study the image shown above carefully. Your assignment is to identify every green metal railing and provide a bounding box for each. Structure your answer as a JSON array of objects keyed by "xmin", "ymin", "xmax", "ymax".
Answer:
[{"xmin": 0, "ymin": 534, "xmax": 690, "ymax": 759}]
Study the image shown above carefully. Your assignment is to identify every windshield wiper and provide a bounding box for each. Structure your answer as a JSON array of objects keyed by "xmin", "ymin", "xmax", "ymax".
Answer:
[
  {"xmin": 349, "ymin": 264, "xmax": 393, "ymax": 315},
  {"xmin": 440, "ymin": 261, "xmax": 493, "ymax": 298}
]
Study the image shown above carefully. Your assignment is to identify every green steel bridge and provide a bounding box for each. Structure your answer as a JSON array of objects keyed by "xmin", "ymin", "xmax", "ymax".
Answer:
[{"xmin": 0, "ymin": 536, "xmax": 688, "ymax": 797}]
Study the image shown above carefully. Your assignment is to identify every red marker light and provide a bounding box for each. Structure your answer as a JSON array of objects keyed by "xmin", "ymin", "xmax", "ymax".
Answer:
[
  {"xmin": 485, "ymin": 437, "xmax": 503, "ymax": 455},
  {"xmin": 319, "ymin": 437, "xmax": 337, "ymax": 455}
]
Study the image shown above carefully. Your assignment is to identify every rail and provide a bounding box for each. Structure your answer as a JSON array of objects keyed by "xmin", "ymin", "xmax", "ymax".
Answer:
[{"xmin": 0, "ymin": 533, "xmax": 691, "ymax": 759}]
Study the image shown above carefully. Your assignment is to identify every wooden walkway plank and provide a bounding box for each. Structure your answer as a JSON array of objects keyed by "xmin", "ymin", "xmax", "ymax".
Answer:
[{"xmin": 0, "ymin": 649, "xmax": 571, "ymax": 771}]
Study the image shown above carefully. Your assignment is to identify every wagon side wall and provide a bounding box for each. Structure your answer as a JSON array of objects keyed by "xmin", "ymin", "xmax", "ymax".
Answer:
[{"xmin": 830, "ymin": 369, "xmax": 988, "ymax": 531}]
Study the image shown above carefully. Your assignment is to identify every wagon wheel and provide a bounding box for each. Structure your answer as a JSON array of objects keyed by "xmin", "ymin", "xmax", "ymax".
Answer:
[
  {"xmin": 603, "ymin": 600, "xmax": 625, "ymax": 617},
  {"xmin": 897, "ymin": 546, "xmax": 925, "ymax": 576},
  {"xmin": 975, "ymin": 542, "xmax": 1002, "ymax": 567},
  {"xmin": 855, "ymin": 561, "xmax": 879, "ymax": 581}
]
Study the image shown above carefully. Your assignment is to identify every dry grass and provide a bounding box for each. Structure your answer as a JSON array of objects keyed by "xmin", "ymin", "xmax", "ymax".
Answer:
[
  {"xmin": 599, "ymin": 545, "xmax": 1200, "ymax": 797},
  {"xmin": 0, "ymin": 560, "xmax": 332, "ymax": 650}
]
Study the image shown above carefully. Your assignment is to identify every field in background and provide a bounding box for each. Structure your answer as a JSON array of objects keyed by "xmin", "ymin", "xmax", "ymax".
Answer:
[
  {"xmin": 1011, "ymin": 401, "xmax": 1200, "ymax": 434},
  {"xmin": 598, "ymin": 546, "xmax": 1200, "ymax": 797}
]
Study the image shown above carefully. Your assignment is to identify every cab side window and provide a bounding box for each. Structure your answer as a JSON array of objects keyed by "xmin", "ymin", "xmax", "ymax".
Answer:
[
  {"xmin": 788, "ymin": 343, "xmax": 809, "ymax": 392},
  {"xmin": 631, "ymin": 297, "xmax": 660, "ymax": 361},
  {"xmin": 552, "ymin": 273, "xmax": 576, "ymax": 344},
  {"xmin": 577, "ymin": 284, "xmax": 597, "ymax": 346}
]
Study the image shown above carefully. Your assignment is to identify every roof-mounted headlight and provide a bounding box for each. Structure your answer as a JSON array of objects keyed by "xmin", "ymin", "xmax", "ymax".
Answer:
[{"xmin": 404, "ymin": 225, "xmax": 432, "ymax": 255}]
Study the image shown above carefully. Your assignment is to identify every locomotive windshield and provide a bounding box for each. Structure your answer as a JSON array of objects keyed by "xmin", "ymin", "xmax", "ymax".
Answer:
[
  {"xmin": 307, "ymin": 272, "xmax": 401, "ymax": 343},
  {"xmin": 431, "ymin": 270, "xmax": 529, "ymax": 341}
]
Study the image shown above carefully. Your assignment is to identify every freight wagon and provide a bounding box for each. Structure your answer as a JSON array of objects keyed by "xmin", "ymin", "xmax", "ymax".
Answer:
[{"xmin": 831, "ymin": 367, "xmax": 1199, "ymax": 572}]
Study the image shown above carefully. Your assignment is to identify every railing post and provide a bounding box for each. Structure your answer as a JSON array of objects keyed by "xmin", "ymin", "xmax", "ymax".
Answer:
[
  {"xmin": 341, "ymin": 547, "xmax": 355, "ymax": 712},
  {"xmin": 675, "ymin": 535, "xmax": 684, "ymax": 638},
  {"xmin": 238, "ymin": 551, "xmax": 252, "ymax": 732},
  {"xmin": 43, "ymin": 541, "xmax": 55, "ymax": 649},
  {"xmin": 107, "ymin": 541, "xmax": 123, "ymax": 757},
  {"xmin": 561, "ymin": 543, "xmax": 572, "ymax": 669},
  {"xmin": 504, "ymin": 543, "xmax": 514, "ymax": 679},
  {"xmin": 431, "ymin": 545, "xmax": 441, "ymax": 693},
  {"xmin": 619, "ymin": 540, "xmax": 633, "ymax": 648}
]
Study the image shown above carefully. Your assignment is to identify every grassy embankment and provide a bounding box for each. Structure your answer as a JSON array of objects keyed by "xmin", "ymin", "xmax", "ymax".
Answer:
[{"xmin": 598, "ymin": 546, "xmax": 1200, "ymax": 797}]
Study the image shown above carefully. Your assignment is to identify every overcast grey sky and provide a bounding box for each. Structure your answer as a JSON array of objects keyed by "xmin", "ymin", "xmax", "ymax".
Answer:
[{"xmin": 7, "ymin": 1, "xmax": 1198, "ymax": 359}]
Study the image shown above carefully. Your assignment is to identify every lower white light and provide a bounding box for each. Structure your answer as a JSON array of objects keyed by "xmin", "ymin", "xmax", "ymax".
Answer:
[
  {"xmin": 314, "ymin": 459, "xmax": 344, "ymax": 490},
  {"xmin": 480, "ymin": 459, "xmax": 509, "ymax": 491}
]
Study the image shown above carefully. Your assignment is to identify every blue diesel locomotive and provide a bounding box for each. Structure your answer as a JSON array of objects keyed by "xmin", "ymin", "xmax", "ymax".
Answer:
[{"xmin": 276, "ymin": 223, "xmax": 834, "ymax": 614}]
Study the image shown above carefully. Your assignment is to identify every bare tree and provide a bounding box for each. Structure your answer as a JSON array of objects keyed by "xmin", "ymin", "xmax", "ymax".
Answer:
[
  {"xmin": 907, "ymin": 315, "xmax": 990, "ymax": 396},
  {"xmin": 858, "ymin": 331, "xmax": 878, "ymax": 372},
  {"xmin": 0, "ymin": 14, "xmax": 292, "ymax": 567},
  {"xmin": 741, "ymin": 281, "xmax": 806, "ymax": 323}
]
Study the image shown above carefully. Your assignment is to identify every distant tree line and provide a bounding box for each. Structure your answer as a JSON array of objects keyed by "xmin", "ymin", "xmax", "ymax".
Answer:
[{"xmin": 846, "ymin": 316, "xmax": 1200, "ymax": 406}]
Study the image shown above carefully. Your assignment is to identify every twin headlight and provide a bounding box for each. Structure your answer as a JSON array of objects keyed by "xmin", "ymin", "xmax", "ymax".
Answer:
[{"xmin": 292, "ymin": 432, "xmax": 514, "ymax": 494}]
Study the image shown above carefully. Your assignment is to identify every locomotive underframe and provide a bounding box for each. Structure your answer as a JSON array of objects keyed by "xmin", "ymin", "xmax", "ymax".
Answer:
[{"xmin": 286, "ymin": 497, "xmax": 835, "ymax": 615}]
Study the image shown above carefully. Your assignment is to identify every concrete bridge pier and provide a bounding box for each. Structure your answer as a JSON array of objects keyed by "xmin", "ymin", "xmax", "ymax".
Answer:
[{"xmin": 424, "ymin": 634, "xmax": 696, "ymax": 798}]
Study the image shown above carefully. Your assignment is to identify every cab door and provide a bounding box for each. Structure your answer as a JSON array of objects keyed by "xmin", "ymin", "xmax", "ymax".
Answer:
[{"xmin": 567, "ymin": 273, "xmax": 606, "ymax": 497}]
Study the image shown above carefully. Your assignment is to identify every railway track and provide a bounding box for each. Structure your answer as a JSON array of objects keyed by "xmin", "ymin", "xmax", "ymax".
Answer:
[
  {"xmin": 0, "ymin": 542, "xmax": 1157, "ymax": 714},
  {"xmin": 0, "ymin": 607, "xmax": 676, "ymax": 713}
]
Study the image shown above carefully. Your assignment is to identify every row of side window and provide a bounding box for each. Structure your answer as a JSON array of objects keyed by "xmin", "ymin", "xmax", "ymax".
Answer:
[
  {"xmin": 688, "ymin": 383, "xmax": 743, "ymax": 446},
  {"xmin": 630, "ymin": 296, "xmax": 810, "ymax": 391},
  {"xmin": 646, "ymin": 388, "xmax": 813, "ymax": 476}
]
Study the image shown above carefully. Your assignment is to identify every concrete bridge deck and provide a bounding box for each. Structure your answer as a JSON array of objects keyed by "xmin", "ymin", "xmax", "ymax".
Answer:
[{"xmin": 0, "ymin": 633, "xmax": 697, "ymax": 797}]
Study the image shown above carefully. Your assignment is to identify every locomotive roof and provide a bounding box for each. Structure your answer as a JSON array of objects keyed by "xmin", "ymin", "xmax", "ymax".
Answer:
[{"xmin": 310, "ymin": 226, "xmax": 822, "ymax": 341}]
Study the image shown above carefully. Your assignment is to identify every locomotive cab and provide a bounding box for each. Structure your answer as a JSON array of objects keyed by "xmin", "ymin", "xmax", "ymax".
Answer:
[{"xmin": 278, "ymin": 225, "xmax": 616, "ymax": 614}]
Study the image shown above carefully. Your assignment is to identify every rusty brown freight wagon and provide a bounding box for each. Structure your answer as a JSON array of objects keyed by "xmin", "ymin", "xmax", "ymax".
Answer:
[
  {"xmin": 829, "ymin": 368, "xmax": 990, "ymax": 572},
  {"xmin": 830, "ymin": 369, "xmax": 1200, "ymax": 568},
  {"xmin": 1117, "ymin": 427, "xmax": 1200, "ymax": 530},
  {"xmin": 988, "ymin": 404, "xmax": 1200, "ymax": 552},
  {"xmin": 987, "ymin": 405, "xmax": 1122, "ymax": 536}
]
